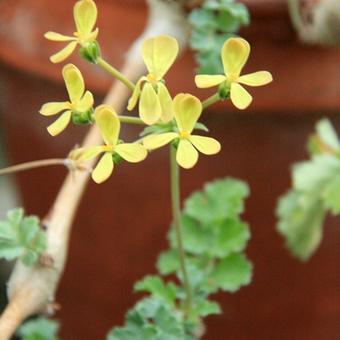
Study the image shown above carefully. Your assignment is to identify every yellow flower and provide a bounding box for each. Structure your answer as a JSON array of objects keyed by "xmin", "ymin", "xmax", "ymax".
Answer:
[
  {"xmin": 128, "ymin": 35, "xmax": 179, "ymax": 125},
  {"xmin": 195, "ymin": 37, "xmax": 273, "ymax": 110},
  {"xmin": 44, "ymin": 0, "xmax": 98, "ymax": 63},
  {"xmin": 39, "ymin": 64, "xmax": 94, "ymax": 136},
  {"xmin": 143, "ymin": 94, "xmax": 221, "ymax": 169},
  {"xmin": 71, "ymin": 105, "xmax": 147, "ymax": 183}
]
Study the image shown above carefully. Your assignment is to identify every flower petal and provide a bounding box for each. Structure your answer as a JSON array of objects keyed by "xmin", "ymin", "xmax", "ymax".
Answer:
[
  {"xmin": 39, "ymin": 102, "xmax": 69, "ymax": 116},
  {"xmin": 195, "ymin": 75, "xmax": 226, "ymax": 88},
  {"xmin": 143, "ymin": 132, "xmax": 178, "ymax": 150},
  {"xmin": 47, "ymin": 110, "xmax": 72, "ymax": 136},
  {"xmin": 157, "ymin": 83, "xmax": 174, "ymax": 123},
  {"xmin": 230, "ymin": 82, "xmax": 253, "ymax": 110},
  {"xmin": 70, "ymin": 145, "xmax": 104, "ymax": 161},
  {"xmin": 50, "ymin": 41, "xmax": 78, "ymax": 63},
  {"xmin": 142, "ymin": 35, "xmax": 179, "ymax": 79},
  {"xmin": 94, "ymin": 105, "xmax": 120, "ymax": 146},
  {"xmin": 62, "ymin": 64, "xmax": 85, "ymax": 102},
  {"xmin": 222, "ymin": 37, "xmax": 250, "ymax": 78},
  {"xmin": 139, "ymin": 83, "xmax": 162, "ymax": 125},
  {"xmin": 77, "ymin": 90, "xmax": 94, "ymax": 112},
  {"xmin": 74, "ymin": 0, "xmax": 97, "ymax": 35},
  {"xmin": 115, "ymin": 143, "xmax": 148, "ymax": 163},
  {"xmin": 127, "ymin": 77, "xmax": 144, "ymax": 111},
  {"xmin": 173, "ymin": 94, "xmax": 202, "ymax": 134},
  {"xmin": 44, "ymin": 32, "xmax": 76, "ymax": 42},
  {"xmin": 92, "ymin": 152, "xmax": 113, "ymax": 184},
  {"xmin": 189, "ymin": 135, "xmax": 221, "ymax": 155},
  {"xmin": 237, "ymin": 71, "xmax": 273, "ymax": 87},
  {"xmin": 176, "ymin": 139, "xmax": 199, "ymax": 169}
]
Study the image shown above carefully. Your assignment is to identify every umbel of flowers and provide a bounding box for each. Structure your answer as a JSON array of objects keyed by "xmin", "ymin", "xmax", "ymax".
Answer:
[{"xmin": 41, "ymin": 0, "xmax": 272, "ymax": 184}]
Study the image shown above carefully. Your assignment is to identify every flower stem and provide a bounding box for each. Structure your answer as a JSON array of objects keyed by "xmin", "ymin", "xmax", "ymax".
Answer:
[
  {"xmin": 170, "ymin": 144, "xmax": 192, "ymax": 314},
  {"xmin": 0, "ymin": 159, "xmax": 68, "ymax": 176},
  {"xmin": 202, "ymin": 93, "xmax": 220, "ymax": 110},
  {"xmin": 118, "ymin": 115, "xmax": 145, "ymax": 125},
  {"xmin": 97, "ymin": 57, "xmax": 135, "ymax": 92},
  {"xmin": 287, "ymin": 0, "xmax": 303, "ymax": 31}
]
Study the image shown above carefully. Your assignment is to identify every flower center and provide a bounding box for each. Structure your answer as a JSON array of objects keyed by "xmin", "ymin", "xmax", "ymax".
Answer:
[
  {"xmin": 227, "ymin": 74, "xmax": 238, "ymax": 82},
  {"xmin": 180, "ymin": 131, "xmax": 190, "ymax": 139},
  {"xmin": 146, "ymin": 73, "xmax": 158, "ymax": 84},
  {"xmin": 102, "ymin": 145, "xmax": 114, "ymax": 152}
]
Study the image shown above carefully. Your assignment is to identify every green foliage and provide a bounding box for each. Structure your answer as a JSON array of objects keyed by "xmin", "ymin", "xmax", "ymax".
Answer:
[
  {"xmin": 277, "ymin": 118, "xmax": 340, "ymax": 260},
  {"xmin": 0, "ymin": 208, "xmax": 47, "ymax": 266},
  {"xmin": 189, "ymin": 0, "xmax": 250, "ymax": 74},
  {"xmin": 107, "ymin": 298, "xmax": 188, "ymax": 340},
  {"xmin": 109, "ymin": 178, "xmax": 252, "ymax": 339},
  {"xmin": 17, "ymin": 317, "xmax": 59, "ymax": 340}
]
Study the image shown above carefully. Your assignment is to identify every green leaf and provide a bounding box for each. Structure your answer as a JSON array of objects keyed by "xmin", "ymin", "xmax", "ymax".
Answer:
[
  {"xmin": 189, "ymin": 0, "xmax": 249, "ymax": 74},
  {"xmin": 0, "ymin": 208, "xmax": 47, "ymax": 266},
  {"xmin": 208, "ymin": 254, "xmax": 252, "ymax": 293},
  {"xmin": 134, "ymin": 276, "xmax": 178, "ymax": 305},
  {"xmin": 157, "ymin": 250, "xmax": 180, "ymax": 275},
  {"xmin": 277, "ymin": 190, "xmax": 326, "ymax": 261},
  {"xmin": 316, "ymin": 118, "xmax": 340, "ymax": 151},
  {"xmin": 293, "ymin": 155, "xmax": 340, "ymax": 194},
  {"xmin": 185, "ymin": 178, "xmax": 249, "ymax": 225},
  {"xmin": 17, "ymin": 317, "xmax": 59, "ymax": 340},
  {"xmin": 107, "ymin": 298, "xmax": 187, "ymax": 340},
  {"xmin": 194, "ymin": 299, "xmax": 221, "ymax": 317},
  {"xmin": 323, "ymin": 176, "xmax": 340, "ymax": 214}
]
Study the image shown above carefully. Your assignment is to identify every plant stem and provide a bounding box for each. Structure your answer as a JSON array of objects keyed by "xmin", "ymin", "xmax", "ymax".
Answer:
[
  {"xmin": 170, "ymin": 144, "xmax": 192, "ymax": 314},
  {"xmin": 0, "ymin": 159, "xmax": 68, "ymax": 176},
  {"xmin": 287, "ymin": 0, "xmax": 303, "ymax": 31},
  {"xmin": 97, "ymin": 57, "xmax": 136, "ymax": 92},
  {"xmin": 202, "ymin": 93, "xmax": 220, "ymax": 110},
  {"xmin": 118, "ymin": 115, "xmax": 145, "ymax": 125}
]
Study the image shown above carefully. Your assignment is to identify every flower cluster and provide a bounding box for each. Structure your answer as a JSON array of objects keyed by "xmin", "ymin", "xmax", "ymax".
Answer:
[{"xmin": 41, "ymin": 0, "xmax": 272, "ymax": 183}]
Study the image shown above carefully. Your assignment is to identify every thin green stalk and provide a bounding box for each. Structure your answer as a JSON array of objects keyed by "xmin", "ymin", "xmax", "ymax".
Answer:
[
  {"xmin": 118, "ymin": 115, "xmax": 145, "ymax": 125},
  {"xmin": 97, "ymin": 57, "xmax": 135, "ymax": 92},
  {"xmin": 170, "ymin": 144, "xmax": 192, "ymax": 314},
  {"xmin": 202, "ymin": 93, "xmax": 220, "ymax": 109}
]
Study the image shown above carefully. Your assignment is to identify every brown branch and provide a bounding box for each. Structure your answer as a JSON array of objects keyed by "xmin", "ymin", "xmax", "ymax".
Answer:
[{"xmin": 0, "ymin": 1, "xmax": 189, "ymax": 338}]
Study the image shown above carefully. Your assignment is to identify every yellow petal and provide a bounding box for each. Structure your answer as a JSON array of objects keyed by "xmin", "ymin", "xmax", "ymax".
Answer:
[
  {"xmin": 139, "ymin": 83, "xmax": 162, "ymax": 125},
  {"xmin": 142, "ymin": 35, "xmax": 179, "ymax": 79},
  {"xmin": 44, "ymin": 32, "xmax": 76, "ymax": 42},
  {"xmin": 230, "ymin": 82, "xmax": 253, "ymax": 110},
  {"xmin": 127, "ymin": 77, "xmax": 144, "ymax": 111},
  {"xmin": 222, "ymin": 37, "xmax": 250, "ymax": 78},
  {"xmin": 173, "ymin": 94, "xmax": 202, "ymax": 134},
  {"xmin": 115, "ymin": 143, "xmax": 148, "ymax": 163},
  {"xmin": 70, "ymin": 145, "xmax": 104, "ymax": 161},
  {"xmin": 92, "ymin": 152, "xmax": 113, "ymax": 184},
  {"xmin": 50, "ymin": 41, "xmax": 78, "ymax": 63},
  {"xmin": 62, "ymin": 64, "xmax": 85, "ymax": 102},
  {"xmin": 237, "ymin": 71, "xmax": 273, "ymax": 87},
  {"xmin": 143, "ymin": 132, "xmax": 178, "ymax": 150},
  {"xmin": 195, "ymin": 75, "xmax": 226, "ymax": 88},
  {"xmin": 157, "ymin": 83, "xmax": 174, "ymax": 123},
  {"xmin": 47, "ymin": 110, "xmax": 72, "ymax": 136},
  {"xmin": 39, "ymin": 102, "xmax": 69, "ymax": 116},
  {"xmin": 74, "ymin": 0, "xmax": 97, "ymax": 35},
  {"xmin": 176, "ymin": 139, "xmax": 199, "ymax": 169},
  {"xmin": 189, "ymin": 135, "xmax": 221, "ymax": 155},
  {"xmin": 94, "ymin": 105, "xmax": 120, "ymax": 146},
  {"xmin": 77, "ymin": 90, "xmax": 94, "ymax": 112}
]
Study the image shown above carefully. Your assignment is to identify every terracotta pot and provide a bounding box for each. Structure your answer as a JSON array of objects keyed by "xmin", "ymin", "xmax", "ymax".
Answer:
[{"xmin": 0, "ymin": 1, "xmax": 339, "ymax": 339}]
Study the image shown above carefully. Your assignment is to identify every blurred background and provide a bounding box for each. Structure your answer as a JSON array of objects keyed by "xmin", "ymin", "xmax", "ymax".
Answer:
[{"xmin": 0, "ymin": 0, "xmax": 339, "ymax": 339}]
